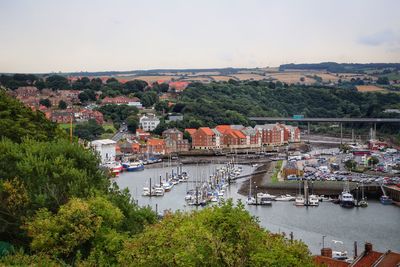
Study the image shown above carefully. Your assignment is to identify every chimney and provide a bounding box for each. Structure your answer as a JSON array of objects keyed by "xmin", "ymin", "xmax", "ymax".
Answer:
[
  {"xmin": 365, "ymin": 242, "xmax": 373, "ymax": 254},
  {"xmin": 321, "ymin": 247, "xmax": 333, "ymax": 258}
]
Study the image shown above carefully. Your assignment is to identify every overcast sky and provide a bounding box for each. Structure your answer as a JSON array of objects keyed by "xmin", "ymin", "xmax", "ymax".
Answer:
[{"xmin": 0, "ymin": 0, "xmax": 399, "ymax": 73}]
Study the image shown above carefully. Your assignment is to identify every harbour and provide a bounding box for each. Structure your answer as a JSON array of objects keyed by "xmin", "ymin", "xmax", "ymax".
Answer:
[{"xmin": 114, "ymin": 162, "xmax": 400, "ymax": 256}]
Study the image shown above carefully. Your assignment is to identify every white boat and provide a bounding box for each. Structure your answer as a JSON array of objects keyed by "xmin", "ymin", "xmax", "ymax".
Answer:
[
  {"xmin": 153, "ymin": 186, "xmax": 165, "ymax": 196},
  {"xmin": 257, "ymin": 192, "xmax": 276, "ymax": 200},
  {"xmin": 142, "ymin": 187, "xmax": 150, "ymax": 196},
  {"xmin": 162, "ymin": 182, "xmax": 174, "ymax": 192},
  {"xmin": 295, "ymin": 195, "xmax": 305, "ymax": 206},
  {"xmin": 246, "ymin": 196, "xmax": 257, "ymax": 205},
  {"xmin": 258, "ymin": 196, "xmax": 272, "ymax": 205},
  {"xmin": 275, "ymin": 194, "xmax": 295, "ymax": 201},
  {"xmin": 318, "ymin": 195, "xmax": 330, "ymax": 202},
  {"xmin": 339, "ymin": 192, "xmax": 355, "ymax": 208},
  {"xmin": 309, "ymin": 194, "xmax": 319, "ymax": 206}
]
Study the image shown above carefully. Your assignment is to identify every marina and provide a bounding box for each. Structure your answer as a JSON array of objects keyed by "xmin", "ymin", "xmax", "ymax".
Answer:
[{"xmin": 114, "ymin": 162, "xmax": 400, "ymax": 256}]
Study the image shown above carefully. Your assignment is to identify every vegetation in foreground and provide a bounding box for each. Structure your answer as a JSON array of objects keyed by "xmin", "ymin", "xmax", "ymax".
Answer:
[{"xmin": 0, "ymin": 90, "xmax": 314, "ymax": 266}]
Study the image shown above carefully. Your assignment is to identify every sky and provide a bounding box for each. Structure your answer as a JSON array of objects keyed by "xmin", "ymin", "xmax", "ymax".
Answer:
[{"xmin": 0, "ymin": 0, "xmax": 399, "ymax": 73}]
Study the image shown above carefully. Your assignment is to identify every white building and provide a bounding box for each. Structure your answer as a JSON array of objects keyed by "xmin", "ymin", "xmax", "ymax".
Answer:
[
  {"xmin": 139, "ymin": 114, "xmax": 160, "ymax": 131},
  {"xmin": 90, "ymin": 139, "xmax": 117, "ymax": 164}
]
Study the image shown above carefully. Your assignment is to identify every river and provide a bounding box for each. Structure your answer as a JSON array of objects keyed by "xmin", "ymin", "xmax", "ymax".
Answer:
[{"xmin": 114, "ymin": 163, "xmax": 400, "ymax": 255}]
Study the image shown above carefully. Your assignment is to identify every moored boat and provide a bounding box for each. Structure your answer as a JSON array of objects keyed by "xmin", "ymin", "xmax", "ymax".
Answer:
[{"xmin": 380, "ymin": 195, "xmax": 392, "ymax": 205}]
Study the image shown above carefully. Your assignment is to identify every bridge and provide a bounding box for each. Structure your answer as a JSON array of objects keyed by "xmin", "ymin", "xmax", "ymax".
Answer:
[{"xmin": 249, "ymin": 117, "xmax": 400, "ymax": 123}]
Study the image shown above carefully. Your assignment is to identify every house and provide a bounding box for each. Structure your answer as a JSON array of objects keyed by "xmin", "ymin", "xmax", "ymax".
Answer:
[
  {"xmin": 192, "ymin": 127, "xmax": 215, "ymax": 149},
  {"xmin": 90, "ymin": 139, "xmax": 116, "ymax": 164},
  {"xmin": 50, "ymin": 110, "xmax": 74, "ymax": 123},
  {"xmin": 255, "ymin": 124, "xmax": 284, "ymax": 146},
  {"xmin": 75, "ymin": 109, "xmax": 104, "ymax": 125},
  {"xmin": 212, "ymin": 128, "xmax": 223, "ymax": 148},
  {"xmin": 102, "ymin": 96, "xmax": 142, "ymax": 108},
  {"xmin": 15, "ymin": 86, "xmax": 39, "ymax": 97},
  {"xmin": 139, "ymin": 114, "xmax": 160, "ymax": 131},
  {"xmin": 135, "ymin": 129, "xmax": 151, "ymax": 141},
  {"xmin": 168, "ymin": 81, "xmax": 189, "ymax": 92},
  {"xmin": 314, "ymin": 242, "xmax": 400, "ymax": 267},
  {"xmin": 241, "ymin": 126, "xmax": 261, "ymax": 148},
  {"xmin": 147, "ymin": 138, "xmax": 166, "ymax": 155},
  {"xmin": 223, "ymin": 129, "xmax": 247, "ymax": 148},
  {"xmin": 167, "ymin": 113, "xmax": 184, "ymax": 122},
  {"xmin": 163, "ymin": 128, "xmax": 190, "ymax": 153},
  {"xmin": 282, "ymin": 124, "xmax": 301, "ymax": 143}
]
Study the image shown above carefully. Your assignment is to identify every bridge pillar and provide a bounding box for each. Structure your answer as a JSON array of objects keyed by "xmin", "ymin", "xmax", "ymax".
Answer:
[
  {"xmin": 374, "ymin": 123, "xmax": 377, "ymax": 140},
  {"xmin": 308, "ymin": 122, "xmax": 310, "ymax": 142}
]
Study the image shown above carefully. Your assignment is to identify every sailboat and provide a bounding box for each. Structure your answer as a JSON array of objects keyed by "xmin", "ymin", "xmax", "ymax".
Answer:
[
  {"xmin": 358, "ymin": 182, "xmax": 368, "ymax": 207},
  {"xmin": 295, "ymin": 179, "xmax": 305, "ymax": 206}
]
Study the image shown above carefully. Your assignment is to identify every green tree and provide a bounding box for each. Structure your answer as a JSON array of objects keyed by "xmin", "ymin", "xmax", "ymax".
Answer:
[
  {"xmin": 118, "ymin": 200, "xmax": 313, "ymax": 267},
  {"xmin": 377, "ymin": 76, "xmax": 389, "ymax": 85},
  {"xmin": 126, "ymin": 115, "xmax": 139, "ymax": 133},
  {"xmin": 46, "ymin": 75, "xmax": 70, "ymax": 90},
  {"xmin": 345, "ymin": 159, "xmax": 357, "ymax": 170},
  {"xmin": 39, "ymin": 98, "xmax": 52, "ymax": 108},
  {"xmin": 58, "ymin": 100, "xmax": 67, "ymax": 109},
  {"xmin": 74, "ymin": 119, "xmax": 105, "ymax": 141},
  {"xmin": 368, "ymin": 156, "xmax": 379, "ymax": 167},
  {"xmin": 0, "ymin": 91, "xmax": 61, "ymax": 143}
]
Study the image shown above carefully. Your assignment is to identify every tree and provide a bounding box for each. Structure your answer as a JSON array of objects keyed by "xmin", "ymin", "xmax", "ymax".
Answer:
[
  {"xmin": 368, "ymin": 156, "xmax": 379, "ymax": 167},
  {"xmin": 46, "ymin": 75, "xmax": 70, "ymax": 90},
  {"xmin": 0, "ymin": 91, "xmax": 61, "ymax": 143},
  {"xmin": 118, "ymin": 200, "xmax": 313, "ymax": 267},
  {"xmin": 58, "ymin": 100, "xmax": 67, "ymax": 109},
  {"xmin": 377, "ymin": 76, "xmax": 389, "ymax": 85},
  {"xmin": 123, "ymin": 80, "xmax": 148, "ymax": 94},
  {"xmin": 78, "ymin": 91, "xmax": 89, "ymax": 103},
  {"xmin": 345, "ymin": 159, "xmax": 357, "ymax": 170},
  {"xmin": 39, "ymin": 98, "xmax": 52, "ymax": 108},
  {"xmin": 126, "ymin": 115, "xmax": 139, "ymax": 133},
  {"xmin": 141, "ymin": 90, "xmax": 159, "ymax": 108},
  {"xmin": 74, "ymin": 119, "xmax": 105, "ymax": 141}
]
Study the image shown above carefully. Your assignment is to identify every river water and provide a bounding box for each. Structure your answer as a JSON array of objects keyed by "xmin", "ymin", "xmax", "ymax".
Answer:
[{"xmin": 114, "ymin": 163, "xmax": 400, "ymax": 255}]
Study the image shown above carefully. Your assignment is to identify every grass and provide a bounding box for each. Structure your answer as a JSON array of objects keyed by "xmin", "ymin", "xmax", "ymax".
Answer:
[
  {"xmin": 103, "ymin": 123, "xmax": 116, "ymax": 133},
  {"xmin": 270, "ymin": 160, "xmax": 283, "ymax": 183}
]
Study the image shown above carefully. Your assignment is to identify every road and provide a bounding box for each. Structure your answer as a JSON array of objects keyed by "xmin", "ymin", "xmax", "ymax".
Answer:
[{"xmin": 111, "ymin": 125, "xmax": 128, "ymax": 141}]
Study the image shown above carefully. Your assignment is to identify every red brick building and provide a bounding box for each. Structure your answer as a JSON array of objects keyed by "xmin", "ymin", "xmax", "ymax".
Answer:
[
  {"xmin": 146, "ymin": 138, "xmax": 166, "ymax": 155},
  {"xmin": 192, "ymin": 127, "xmax": 215, "ymax": 149}
]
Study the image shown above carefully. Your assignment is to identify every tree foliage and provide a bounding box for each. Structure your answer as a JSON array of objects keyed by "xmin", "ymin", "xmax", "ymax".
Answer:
[
  {"xmin": 74, "ymin": 119, "xmax": 104, "ymax": 141},
  {"xmin": 0, "ymin": 91, "xmax": 61, "ymax": 143},
  {"xmin": 118, "ymin": 200, "xmax": 313, "ymax": 267}
]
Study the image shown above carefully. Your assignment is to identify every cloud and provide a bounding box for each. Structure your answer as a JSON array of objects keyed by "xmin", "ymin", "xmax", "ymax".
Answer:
[{"xmin": 357, "ymin": 30, "xmax": 399, "ymax": 46}]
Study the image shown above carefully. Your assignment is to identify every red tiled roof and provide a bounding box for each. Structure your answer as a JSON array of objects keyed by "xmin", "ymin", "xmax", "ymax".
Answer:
[
  {"xmin": 233, "ymin": 129, "xmax": 246, "ymax": 139},
  {"xmin": 199, "ymin": 127, "xmax": 214, "ymax": 136},
  {"xmin": 353, "ymin": 251, "xmax": 383, "ymax": 267},
  {"xmin": 185, "ymin": 128, "xmax": 197, "ymax": 135},
  {"xmin": 169, "ymin": 81, "xmax": 189, "ymax": 91},
  {"xmin": 314, "ymin": 256, "xmax": 350, "ymax": 267},
  {"xmin": 374, "ymin": 251, "xmax": 400, "ymax": 267},
  {"xmin": 216, "ymin": 125, "xmax": 231, "ymax": 133},
  {"xmin": 147, "ymin": 138, "xmax": 165, "ymax": 146}
]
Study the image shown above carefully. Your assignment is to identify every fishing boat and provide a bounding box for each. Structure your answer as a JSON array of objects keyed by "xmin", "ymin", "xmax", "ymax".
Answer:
[
  {"xmin": 380, "ymin": 195, "xmax": 393, "ymax": 205},
  {"xmin": 339, "ymin": 191, "xmax": 355, "ymax": 208},
  {"xmin": 339, "ymin": 182, "xmax": 355, "ymax": 208},
  {"xmin": 379, "ymin": 184, "xmax": 392, "ymax": 205},
  {"xmin": 122, "ymin": 161, "xmax": 144, "ymax": 172},
  {"xmin": 258, "ymin": 196, "xmax": 272, "ymax": 205}
]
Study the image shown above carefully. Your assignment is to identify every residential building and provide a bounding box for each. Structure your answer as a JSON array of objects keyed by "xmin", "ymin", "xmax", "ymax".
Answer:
[
  {"xmin": 15, "ymin": 86, "xmax": 39, "ymax": 97},
  {"xmin": 169, "ymin": 81, "xmax": 189, "ymax": 92},
  {"xmin": 76, "ymin": 109, "xmax": 104, "ymax": 125},
  {"xmin": 167, "ymin": 113, "xmax": 184, "ymax": 122},
  {"xmin": 163, "ymin": 128, "xmax": 190, "ymax": 153},
  {"xmin": 147, "ymin": 138, "xmax": 166, "ymax": 155},
  {"xmin": 139, "ymin": 114, "xmax": 160, "ymax": 131},
  {"xmin": 102, "ymin": 96, "xmax": 142, "ymax": 108},
  {"xmin": 135, "ymin": 128, "xmax": 151, "ymax": 141},
  {"xmin": 192, "ymin": 127, "xmax": 215, "ymax": 149},
  {"xmin": 90, "ymin": 139, "xmax": 116, "ymax": 163},
  {"xmin": 314, "ymin": 242, "xmax": 400, "ymax": 267}
]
